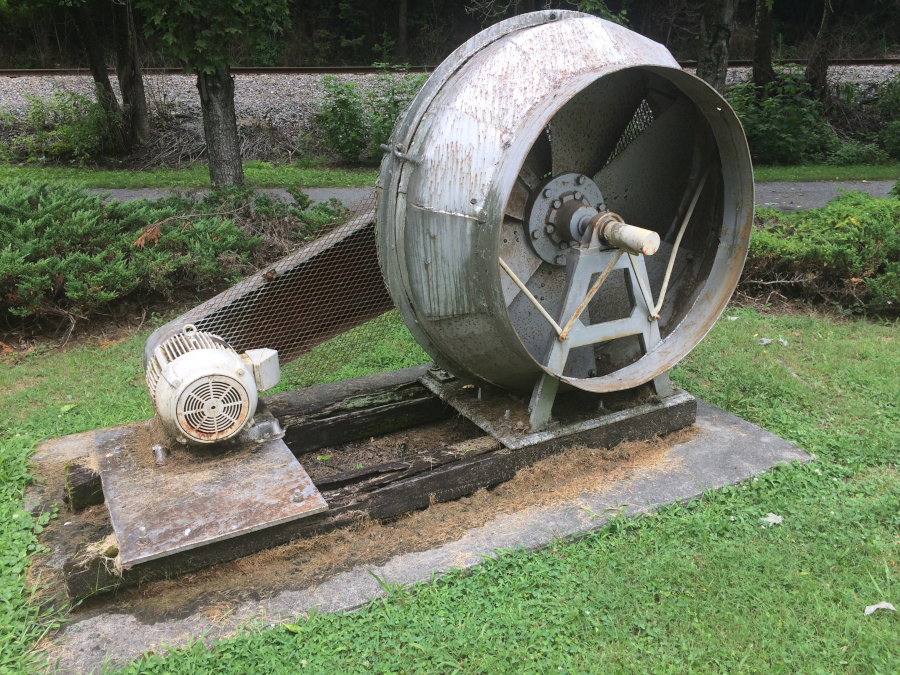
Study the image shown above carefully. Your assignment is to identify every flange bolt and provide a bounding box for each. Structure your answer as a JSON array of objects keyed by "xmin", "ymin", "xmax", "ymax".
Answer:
[
  {"xmin": 552, "ymin": 199, "xmax": 562, "ymax": 209},
  {"xmin": 576, "ymin": 175, "xmax": 586, "ymax": 185},
  {"xmin": 545, "ymin": 225, "xmax": 555, "ymax": 234}
]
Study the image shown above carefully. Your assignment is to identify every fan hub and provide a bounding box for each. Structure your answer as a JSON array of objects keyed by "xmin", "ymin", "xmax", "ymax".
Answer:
[{"xmin": 526, "ymin": 172, "xmax": 606, "ymax": 265}]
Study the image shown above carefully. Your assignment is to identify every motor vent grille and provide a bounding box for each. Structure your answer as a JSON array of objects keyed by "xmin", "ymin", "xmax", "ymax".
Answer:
[
  {"xmin": 175, "ymin": 375, "xmax": 250, "ymax": 442},
  {"xmin": 159, "ymin": 329, "xmax": 229, "ymax": 365},
  {"xmin": 145, "ymin": 359, "xmax": 162, "ymax": 406}
]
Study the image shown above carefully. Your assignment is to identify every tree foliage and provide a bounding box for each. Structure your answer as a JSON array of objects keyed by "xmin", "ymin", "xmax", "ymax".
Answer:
[{"xmin": 137, "ymin": 0, "xmax": 290, "ymax": 74}]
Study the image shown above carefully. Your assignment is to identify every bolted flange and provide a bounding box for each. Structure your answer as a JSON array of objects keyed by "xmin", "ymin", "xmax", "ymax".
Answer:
[{"xmin": 525, "ymin": 172, "xmax": 605, "ymax": 265}]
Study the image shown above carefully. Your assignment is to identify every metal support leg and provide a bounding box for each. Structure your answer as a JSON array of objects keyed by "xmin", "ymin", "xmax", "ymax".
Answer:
[
  {"xmin": 528, "ymin": 371, "xmax": 560, "ymax": 429},
  {"xmin": 527, "ymin": 244, "xmax": 663, "ymax": 432}
]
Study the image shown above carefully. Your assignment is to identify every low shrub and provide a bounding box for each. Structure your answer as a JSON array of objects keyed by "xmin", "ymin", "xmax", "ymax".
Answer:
[
  {"xmin": 744, "ymin": 192, "xmax": 900, "ymax": 311},
  {"xmin": 0, "ymin": 182, "xmax": 349, "ymax": 326},
  {"xmin": 317, "ymin": 77, "xmax": 368, "ymax": 162},
  {"xmin": 317, "ymin": 67, "xmax": 426, "ymax": 162},
  {"xmin": 727, "ymin": 70, "xmax": 835, "ymax": 165},
  {"xmin": 827, "ymin": 139, "xmax": 890, "ymax": 166},
  {"xmin": 1, "ymin": 91, "xmax": 121, "ymax": 162}
]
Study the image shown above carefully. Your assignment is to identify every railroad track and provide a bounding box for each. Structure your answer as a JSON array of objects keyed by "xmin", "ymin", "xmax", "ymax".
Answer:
[{"xmin": 2, "ymin": 59, "xmax": 900, "ymax": 77}]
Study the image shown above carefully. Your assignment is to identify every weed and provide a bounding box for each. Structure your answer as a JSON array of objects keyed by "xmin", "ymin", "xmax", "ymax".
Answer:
[
  {"xmin": 1, "ymin": 91, "xmax": 121, "ymax": 162},
  {"xmin": 317, "ymin": 77, "xmax": 368, "ymax": 163},
  {"xmin": 728, "ymin": 70, "xmax": 835, "ymax": 165}
]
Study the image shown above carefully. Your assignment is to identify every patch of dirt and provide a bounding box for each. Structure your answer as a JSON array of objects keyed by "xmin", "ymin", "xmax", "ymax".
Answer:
[
  {"xmin": 74, "ymin": 426, "xmax": 696, "ymax": 624},
  {"xmin": 298, "ymin": 416, "xmax": 485, "ymax": 480}
]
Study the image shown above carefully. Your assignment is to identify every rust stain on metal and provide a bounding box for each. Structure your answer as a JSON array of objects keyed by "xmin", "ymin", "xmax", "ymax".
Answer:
[{"xmin": 96, "ymin": 423, "xmax": 327, "ymax": 566}]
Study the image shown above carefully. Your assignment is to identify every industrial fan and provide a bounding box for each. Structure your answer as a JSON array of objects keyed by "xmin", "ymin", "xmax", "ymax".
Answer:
[{"xmin": 377, "ymin": 10, "xmax": 753, "ymax": 428}]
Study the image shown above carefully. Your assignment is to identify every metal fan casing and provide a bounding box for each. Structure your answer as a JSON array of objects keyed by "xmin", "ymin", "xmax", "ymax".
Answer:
[{"xmin": 377, "ymin": 10, "xmax": 753, "ymax": 394}]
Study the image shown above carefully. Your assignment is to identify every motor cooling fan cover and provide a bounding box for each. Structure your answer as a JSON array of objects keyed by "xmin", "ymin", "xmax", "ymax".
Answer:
[{"xmin": 376, "ymin": 11, "xmax": 753, "ymax": 394}]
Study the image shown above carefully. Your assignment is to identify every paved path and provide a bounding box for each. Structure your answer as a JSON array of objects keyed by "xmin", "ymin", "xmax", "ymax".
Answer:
[
  {"xmin": 92, "ymin": 181, "xmax": 895, "ymax": 212},
  {"xmin": 89, "ymin": 186, "xmax": 377, "ymax": 210},
  {"xmin": 755, "ymin": 180, "xmax": 894, "ymax": 211}
]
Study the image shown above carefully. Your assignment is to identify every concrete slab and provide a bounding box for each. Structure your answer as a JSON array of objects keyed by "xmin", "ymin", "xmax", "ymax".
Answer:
[{"xmin": 44, "ymin": 399, "xmax": 809, "ymax": 674}]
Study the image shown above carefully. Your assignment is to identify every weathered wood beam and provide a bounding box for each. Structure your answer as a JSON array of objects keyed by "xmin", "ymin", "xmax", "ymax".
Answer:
[
  {"xmin": 63, "ymin": 394, "xmax": 694, "ymax": 602},
  {"xmin": 264, "ymin": 365, "xmax": 454, "ymax": 453},
  {"xmin": 63, "ymin": 459, "xmax": 103, "ymax": 511}
]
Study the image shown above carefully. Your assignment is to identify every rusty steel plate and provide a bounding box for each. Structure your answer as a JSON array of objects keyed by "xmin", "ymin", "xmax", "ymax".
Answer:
[
  {"xmin": 420, "ymin": 370, "xmax": 694, "ymax": 450},
  {"xmin": 95, "ymin": 425, "xmax": 327, "ymax": 566}
]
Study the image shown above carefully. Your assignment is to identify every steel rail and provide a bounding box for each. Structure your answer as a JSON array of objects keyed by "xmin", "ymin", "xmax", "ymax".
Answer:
[{"xmin": 2, "ymin": 59, "xmax": 899, "ymax": 77}]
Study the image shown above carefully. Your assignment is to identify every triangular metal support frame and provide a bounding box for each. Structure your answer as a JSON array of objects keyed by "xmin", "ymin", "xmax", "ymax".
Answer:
[{"xmin": 528, "ymin": 244, "xmax": 664, "ymax": 430}]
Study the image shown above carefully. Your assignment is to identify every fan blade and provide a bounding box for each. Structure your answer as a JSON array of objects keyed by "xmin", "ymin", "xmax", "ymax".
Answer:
[
  {"xmin": 499, "ymin": 217, "xmax": 543, "ymax": 306},
  {"xmin": 592, "ymin": 96, "xmax": 697, "ymax": 235},
  {"xmin": 550, "ymin": 70, "xmax": 648, "ymax": 177}
]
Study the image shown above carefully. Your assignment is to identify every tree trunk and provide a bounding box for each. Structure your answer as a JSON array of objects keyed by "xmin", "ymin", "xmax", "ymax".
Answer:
[
  {"xmin": 113, "ymin": 0, "xmax": 150, "ymax": 145},
  {"xmin": 197, "ymin": 70, "xmax": 244, "ymax": 187},
  {"xmin": 752, "ymin": 0, "xmax": 775, "ymax": 92},
  {"xmin": 71, "ymin": 2, "xmax": 120, "ymax": 116},
  {"xmin": 696, "ymin": 0, "xmax": 737, "ymax": 94},
  {"xmin": 805, "ymin": 0, "xmax": 833, "ymax": 103},
  {"xmin": 397, "ymin": 0, "xmax": 408, "ymax": 60}
]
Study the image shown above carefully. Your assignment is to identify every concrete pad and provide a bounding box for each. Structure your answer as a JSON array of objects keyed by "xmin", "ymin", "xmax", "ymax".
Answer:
[{"xmin": 45, "ymin": 399, "xmax": 809, "ymax": 673}]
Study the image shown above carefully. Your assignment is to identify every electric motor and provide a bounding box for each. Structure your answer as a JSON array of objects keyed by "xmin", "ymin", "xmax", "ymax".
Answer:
[{"xmin": 145, "ymin": 325, "xmax": 280, "ymax": 444}]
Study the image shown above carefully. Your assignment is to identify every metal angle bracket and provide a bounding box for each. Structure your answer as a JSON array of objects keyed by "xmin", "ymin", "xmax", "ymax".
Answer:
[{"xmin": 528, "ymin": 245, "xmax": 661, "ymax": 430}]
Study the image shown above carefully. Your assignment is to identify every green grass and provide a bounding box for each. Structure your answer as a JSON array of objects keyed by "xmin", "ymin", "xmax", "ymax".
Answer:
[
  {"xmin": 755, "ymin": 163, "xmax": 900, "ymax": 182},
  {"xmin": 0, "ymin": 162, "xmax": 378, "ymax": 190},
  {"xmin": 1, "ymin": 161, "xmax": 895, "ymax": 190},
  {"xmin": 2, "ymin": 308, "xmax": 899, "ymax": 673}
]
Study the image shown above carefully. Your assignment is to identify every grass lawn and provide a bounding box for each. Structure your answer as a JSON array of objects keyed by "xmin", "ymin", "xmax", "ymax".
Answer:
[
  {"xmin": 0, "ymin": 162, "xmax": 895, "ymax": 191},
  {"xmin": 1, "ymin": 307, "xmax": 898, "ymax": 672},
  {"xmin": 755, "ymin": 164, "xmax": 900, "ymax": 182},
  {"xmin": 0, "ymin": 162, "xmax": 379, "ymax": 190}
]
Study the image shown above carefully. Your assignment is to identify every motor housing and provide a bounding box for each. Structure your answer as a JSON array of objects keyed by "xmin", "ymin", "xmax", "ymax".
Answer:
[{"xmin": 145, "ymin": 325, "xmax": 280, "ymax": 444}]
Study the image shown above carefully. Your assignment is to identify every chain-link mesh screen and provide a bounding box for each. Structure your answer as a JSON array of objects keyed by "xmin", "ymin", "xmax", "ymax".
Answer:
[
  {"xmin": 603, "ymin": 99, "xmax": 656, "ymax": 167},
  {"xmin": 147, "ymin": 192, "xmax": 417, "ymax": 383}
]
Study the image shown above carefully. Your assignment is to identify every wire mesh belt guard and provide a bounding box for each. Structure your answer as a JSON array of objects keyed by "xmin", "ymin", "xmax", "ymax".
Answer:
[{"xmin": 142, "ymin": 194, "xmax": 394, "ymax": 372}]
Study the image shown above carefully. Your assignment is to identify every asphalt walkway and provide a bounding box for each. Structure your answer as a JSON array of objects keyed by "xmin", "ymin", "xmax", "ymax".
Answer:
[{"xmin": 90, "ymin": 180, "xmax": 896, "ymax": 212}]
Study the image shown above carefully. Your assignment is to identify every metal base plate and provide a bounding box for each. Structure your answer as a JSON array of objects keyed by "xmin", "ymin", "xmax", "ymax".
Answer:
[
  {"xmin": 95, "ymin": 421, "xmax": 327, "ymax": 566},
  {"xmin": 420, "ymin": 370, "xmax": 694, "ymax": 451}
]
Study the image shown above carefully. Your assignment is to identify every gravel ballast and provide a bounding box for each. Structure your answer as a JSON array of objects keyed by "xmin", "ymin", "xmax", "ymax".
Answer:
[{"xmin": 2, "ymin": 65, "xmax": 898, "ymax": 130}]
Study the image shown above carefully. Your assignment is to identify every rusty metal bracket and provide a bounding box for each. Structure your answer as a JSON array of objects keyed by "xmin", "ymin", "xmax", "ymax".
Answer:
[{"xmin": 379, "ymin": 144, "xmax": 421, "ymax": 165}]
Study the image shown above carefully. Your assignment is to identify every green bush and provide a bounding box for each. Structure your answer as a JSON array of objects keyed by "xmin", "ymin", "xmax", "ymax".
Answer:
[
  {"xmin": 728, "ymin": 71, "xmax": 835, "ymax": 165},
  {"xmin": 317, "ymin": 77, "xmax": 368, "ymax": 162},
  {"xmin": 0, "ymin": 183, "xmax": 261, "ymax": 321},
  {"xmin": 882, "ymin": 120, "xmax": 900, "ymax": 160},
  {"xmin": 1, "ymin": 91, "xmax": 121, "ymax": 162},
  {"xmin": 0, "ymin": 182, "xmax": 355, "ymax": 323},
  {"xmin": 366, "ymin": 65, "xmax": 428, "ymax": 156},
  {"xmin": 318, "ymin": 68, "xmax": 426, "ymax": 162},
  {"xmin": 746, "ymin": 192, "xmax": 900, "ymax": 311},
  {"xmin": 827, "ymin": 139, "xmax": 890, "ymax": 166}
]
